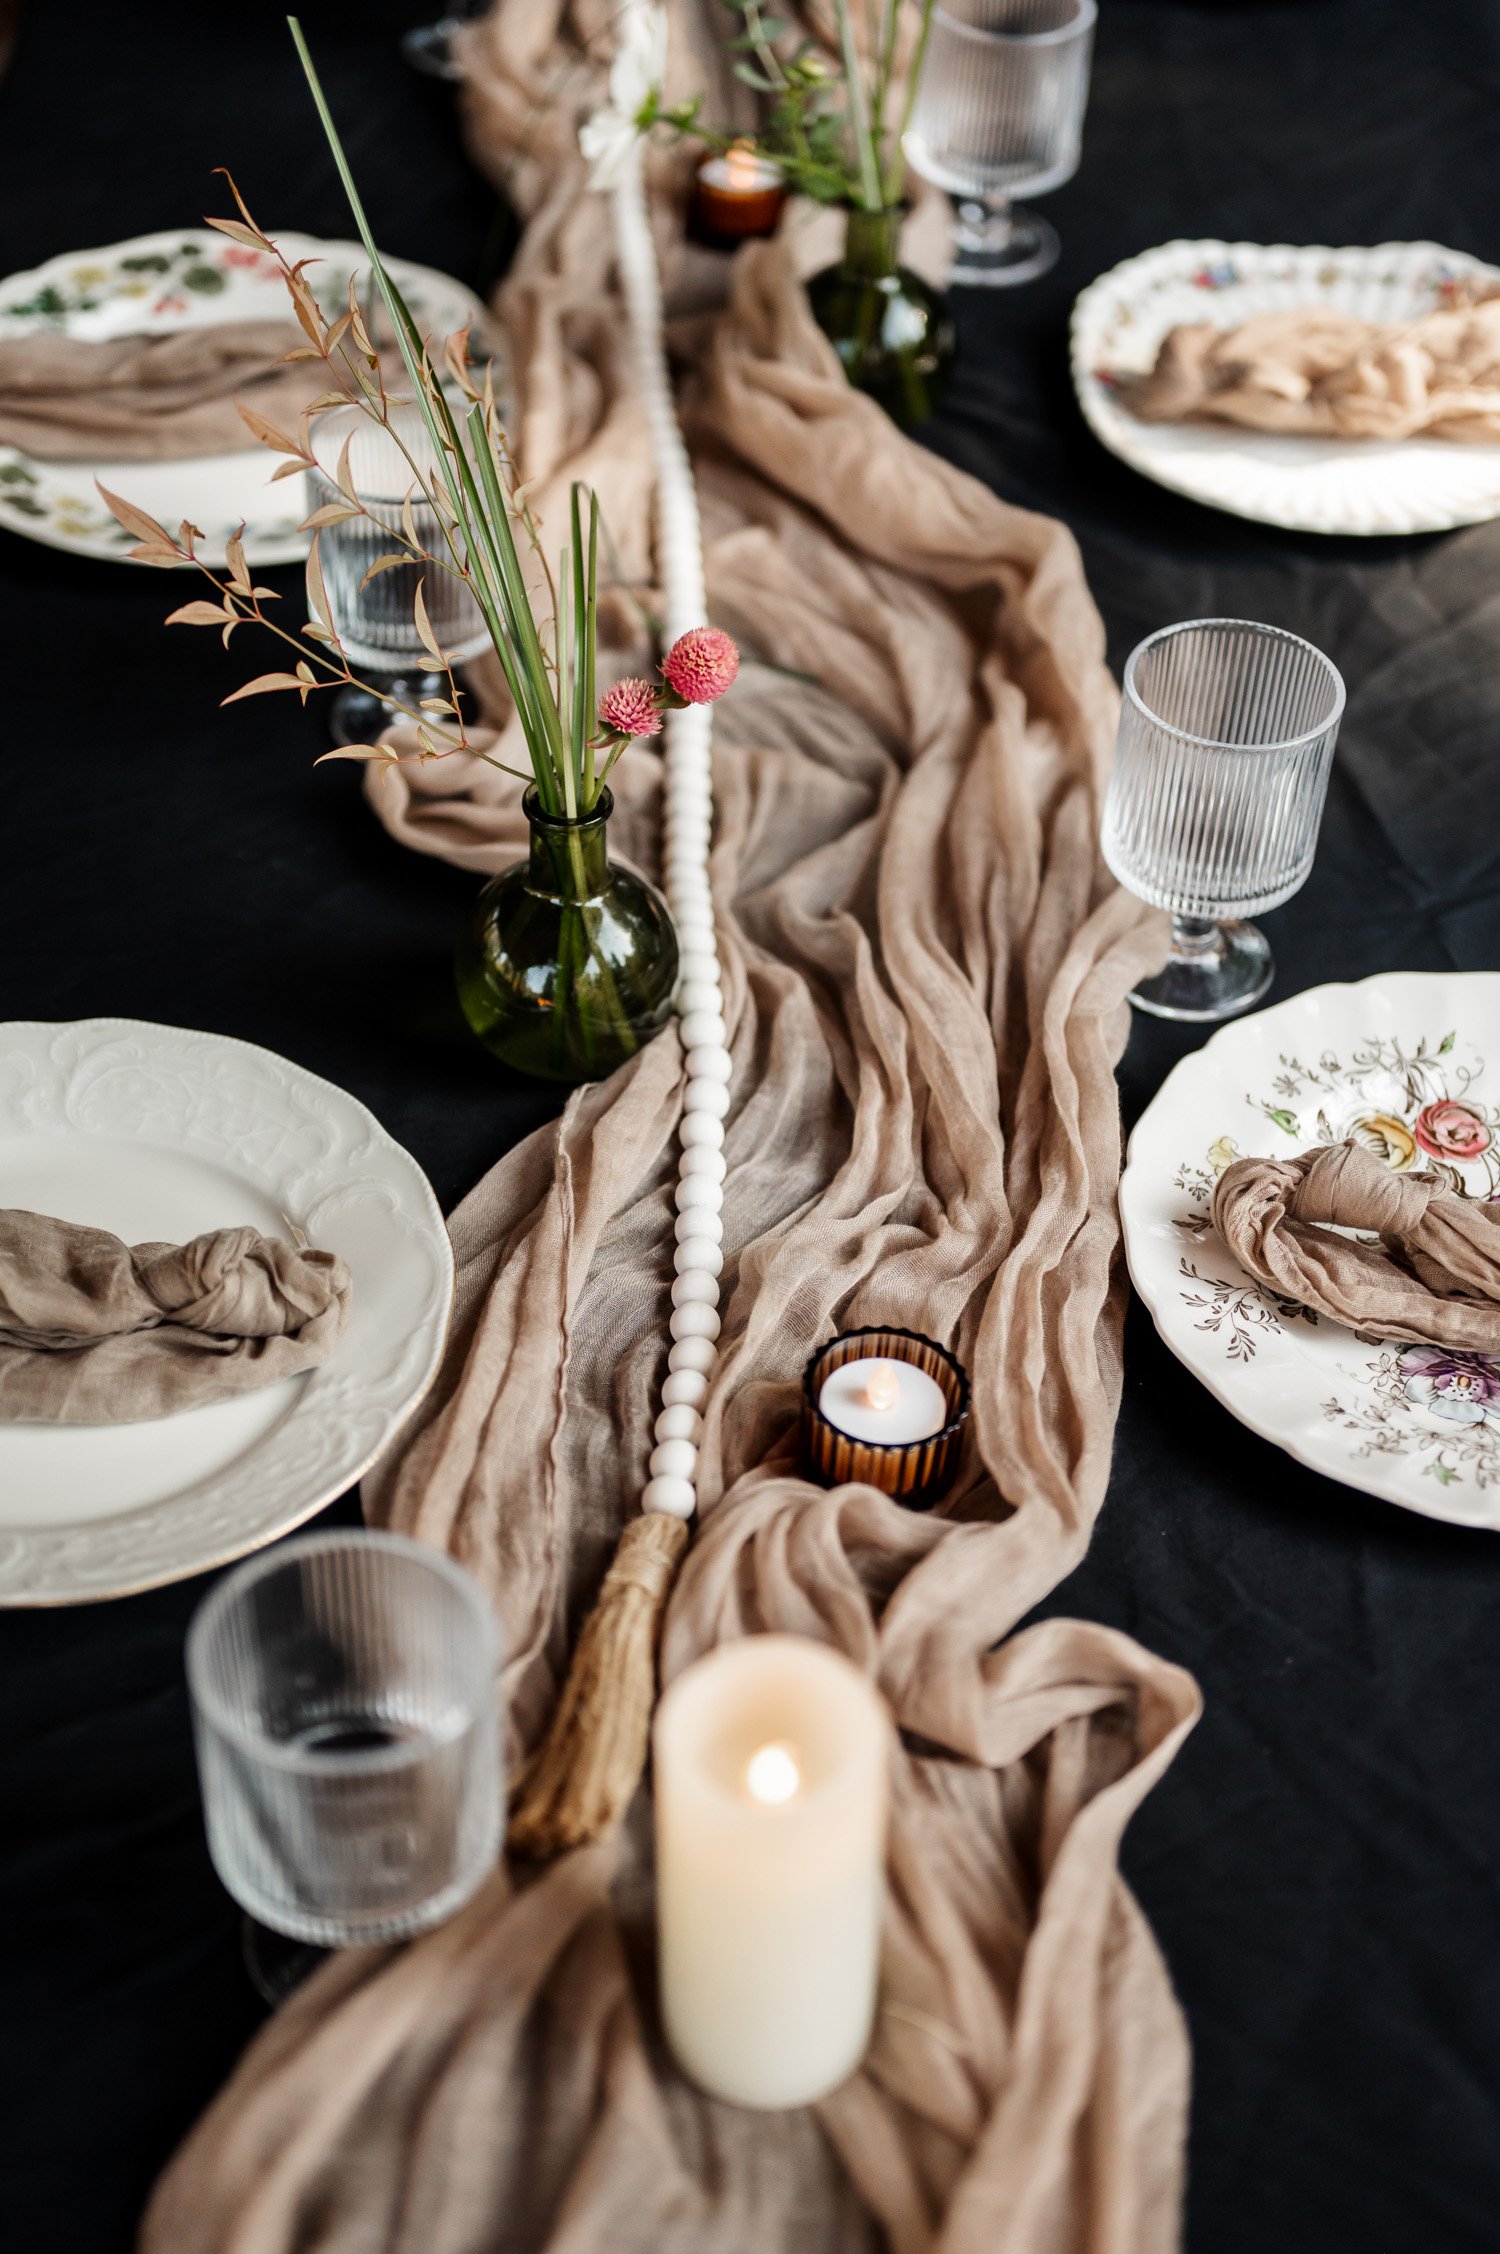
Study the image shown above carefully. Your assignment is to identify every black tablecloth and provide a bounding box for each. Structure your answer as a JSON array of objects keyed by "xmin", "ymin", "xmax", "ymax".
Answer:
[{"xmin": 3, "ymin": 4, "xmax": 1499, "ymax": 2248}]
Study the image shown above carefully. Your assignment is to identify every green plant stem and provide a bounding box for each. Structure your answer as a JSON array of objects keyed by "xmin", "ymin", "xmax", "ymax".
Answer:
[
  {"xmin": 831, "ymin": 0, "xmax": 883, "ymax": 210},
  {"xmin": 581, "ymin": 494, "xmax": 599, "ymax": 804},
  {"xmin": 464, "ymin": 401, "xmax": 572, "ymax": 801},
  {"xmin": 289, "ymin": 14, "xmax": 569, "ymax": 814},
  {"xmin": 884, "ymin": 0, "xmax": 938, "ymax": 207}
]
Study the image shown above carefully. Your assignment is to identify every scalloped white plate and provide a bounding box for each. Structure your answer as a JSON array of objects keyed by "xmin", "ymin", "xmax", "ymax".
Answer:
[
  {"xmin": 1072, "ymin": 240, "xmax": 1500, "ymax": 535},
  {"xmin": 1121, "ymin": 974, "xmax": 1500, "ymax": 1529},
  {"xmin": 0, "ymin": 228, "xmax": 489, "ymax": 567},
  {"xmin": 0, "ymin": 1020, "xmax": 453, "ymax": 1603}
]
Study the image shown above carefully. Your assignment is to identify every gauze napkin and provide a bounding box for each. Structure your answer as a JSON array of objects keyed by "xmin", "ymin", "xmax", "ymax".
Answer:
[
  {"xmin": 0, "ymin": 1209, "xmax": 351, "ymax": 1423},
  {"xmin": 1122, "ymin": 288, "xmax": 1500, "ymax": 444},
  {"xmin": 1213, "ymin": 1140, "xmax": 1500, "ymax": 1347},
  {"xmin": 0, "ymin": 320, "xmax": 330, "ymax": 460}
]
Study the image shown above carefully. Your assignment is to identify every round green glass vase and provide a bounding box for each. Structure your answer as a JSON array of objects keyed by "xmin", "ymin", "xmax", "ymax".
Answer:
[
  {"xmin": 806, "ymin": 205, "xmax": 956, "ymax": 432},
  {"xmin": 455, "ymin": 787, "xmax": 679, "ymax": 1083}
]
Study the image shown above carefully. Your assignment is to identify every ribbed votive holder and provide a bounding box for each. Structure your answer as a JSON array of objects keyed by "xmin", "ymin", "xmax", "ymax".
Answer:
[{"xmin": 802, "ymin": 1326, "xmax": 971, "ymax": 1508}]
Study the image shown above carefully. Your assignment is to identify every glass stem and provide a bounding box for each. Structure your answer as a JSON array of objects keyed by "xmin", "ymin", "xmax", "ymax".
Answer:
[
  {"xmin": 1170, "ymin": 914, "xmax": 1227, "ymax": 964},
  {"xmin": 955, "ymin": 192, "xmax": 1014, "ymax": 256}
]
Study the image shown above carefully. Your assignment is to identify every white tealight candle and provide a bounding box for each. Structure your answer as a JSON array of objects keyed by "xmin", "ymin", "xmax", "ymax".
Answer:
[
  {"xmin": 697, "ymin": 148, "xmax": 786, "ymax": 195},
  {"xmin": 817, "ymin": 1354, "xmax": 948, "ymax": 1445},
  {"xmin": 654, "ymin": 1636, "xmax": 891, "ymax": 2109}
]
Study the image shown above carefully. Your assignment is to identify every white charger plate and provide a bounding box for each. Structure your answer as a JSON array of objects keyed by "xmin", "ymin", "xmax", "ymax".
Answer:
[
  {"xmin": 1121, "ymin": 974, "xmax": 1500, "ymax": 1530},
  {"xmin": 0, "ymin": 1020, "xmax": 453, "ymax": 1603},
  {"xmin": 0, "ymin": 229, "xmax": 488, "ymax": 567},
  {"xmin": 1071, "ymin": 239, "xmax": 1500, "ymax": 536}
]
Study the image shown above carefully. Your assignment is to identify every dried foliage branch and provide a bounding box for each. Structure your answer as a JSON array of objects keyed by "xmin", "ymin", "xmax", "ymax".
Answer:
[{"xmin": 99, "ymin": 18, "xmax": 739, "ymax": 813}]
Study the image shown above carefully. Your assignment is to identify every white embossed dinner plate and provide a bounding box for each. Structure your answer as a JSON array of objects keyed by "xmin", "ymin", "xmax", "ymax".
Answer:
[
  {"xmin": 1121, "ymin": 974, "xmax": 1500, "ymax": 1529},
  {"xmin": 1071, "ymin": 240, "xmax": 1500, "ymax": 535},
  {"xmin": 0, "ymin": 1020, "xmax": 452, "ymax": 1603},
  {"xmin": 0, "ymin": 229, "xmax": 488, "ymax": 567}
]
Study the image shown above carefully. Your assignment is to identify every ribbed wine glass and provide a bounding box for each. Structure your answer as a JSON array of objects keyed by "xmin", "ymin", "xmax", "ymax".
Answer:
[
  {"xmin": 903, "ymin": 0, "xmax": 1096, "ymax": 286},
  {"xmin": 308, "ymin": 400, "xmax": 491, "ymax": 745},
  {"xmin": 187, "ymin": 1530, "xmax": 503, "ymax": 1952},
  {"xmin": 1102, "ymin": 620, "xmax": 1345, "ymax": 1021}
]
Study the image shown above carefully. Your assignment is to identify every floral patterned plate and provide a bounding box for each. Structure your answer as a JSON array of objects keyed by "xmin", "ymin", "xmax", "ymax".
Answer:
[
  {"xmin": 0, "ymin": 228, "xmax": 489, "ymax": 568},
  {"xmin": 1120, "ymin": 974, "xmax": 1500, "ymax": 1529},
  {"xmin": 1071, "ymin": 240, "xmax": 1500, "ymax": 535}
]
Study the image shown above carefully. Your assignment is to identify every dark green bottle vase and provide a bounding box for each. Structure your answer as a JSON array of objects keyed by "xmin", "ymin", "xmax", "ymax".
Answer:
[
  {"xmin": 455, "ymin": 787, "xmax": 679, "ymax": 1083},
  {"xmin": 806, "ymin": 205, "xmax": 956, "ymax": 431}
]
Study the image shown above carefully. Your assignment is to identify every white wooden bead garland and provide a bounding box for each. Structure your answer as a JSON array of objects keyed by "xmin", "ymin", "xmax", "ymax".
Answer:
[{"xmin": 611, "ymin": 48, "xmax": 729, "ymax": 1529}]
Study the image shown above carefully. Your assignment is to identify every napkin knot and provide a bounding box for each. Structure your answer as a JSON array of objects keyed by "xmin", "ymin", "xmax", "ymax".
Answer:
[
  {"xmin": 135, "ymin": 1228, "xmax": 345, "ymax": 1339},
  {"xmin": 1211, "ymin": 1140, "xmax": 1500, "ymax": 1349},
  {"xmin": 1284, "ymin": 1140, "xmax": 1440, "ymax": 1236}
]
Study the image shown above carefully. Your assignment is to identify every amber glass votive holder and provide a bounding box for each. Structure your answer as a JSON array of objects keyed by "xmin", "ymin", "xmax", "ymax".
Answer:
[
  {"xmin": 690, "ymin": 148, "xmax": 788, "ymax": 249},
  {"xmin": 802, "ymin": 1326, "xmax": 971, "ymax": 1508}
]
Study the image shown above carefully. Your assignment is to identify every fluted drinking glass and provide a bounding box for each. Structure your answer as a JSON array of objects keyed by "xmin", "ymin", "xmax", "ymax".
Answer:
[
  {"xmin": 903, "ymin": 0, "xmax": 1096, "ymax": 287},
  {"xmin": 1102, "ymin": 620, "xmax": 1346, "ymax": 1021},
  {"xmin": 308, "ymin": 400, "xmax": 490, "ymax": 745},
  {"xmin": 187, "ymin": 1531, "xmax": 503, "ymax": 1949}
]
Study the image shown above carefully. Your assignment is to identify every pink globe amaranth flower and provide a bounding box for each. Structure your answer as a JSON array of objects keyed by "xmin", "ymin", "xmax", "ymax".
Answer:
[
  {"xmin": 596, "ymin": 677, "xmax": 663, "ymax": 738},
  {"xmin": 661, "ymin": 625, "xmax": 740, "ymax": 705},
  {"xmin": 1413, "ymin": 1098, "xmax": 1491, "ymax": 1162}
]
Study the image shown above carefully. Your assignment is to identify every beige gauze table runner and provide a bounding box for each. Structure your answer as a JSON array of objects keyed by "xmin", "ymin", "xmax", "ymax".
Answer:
[{"xmin": 141, "ymin": 4, "xmax": 1201, "ymax": 2250}]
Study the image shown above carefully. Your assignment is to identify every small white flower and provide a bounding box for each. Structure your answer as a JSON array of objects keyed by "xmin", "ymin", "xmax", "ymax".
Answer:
[
  {"xmin": 579, "ymin": 1, "xmax": 668, "ymax": 193},
  {"xmin": 579, "ymin": 107, "xmax": 640, "ymax": 192}
]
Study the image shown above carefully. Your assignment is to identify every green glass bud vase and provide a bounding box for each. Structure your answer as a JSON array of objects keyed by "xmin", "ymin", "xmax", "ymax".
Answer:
[
  {"xmin": 455, "ymin": 787, "xmax": 679, "ymax": 1083},
  {"xmin": 806, "ymin": 205, "xmax": 956, "ymax": 432}
]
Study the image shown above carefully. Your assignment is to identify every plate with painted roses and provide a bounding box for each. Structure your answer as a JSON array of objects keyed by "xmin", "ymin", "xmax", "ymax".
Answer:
[{"xmin": 1120, "ymin": 973, "xmax": 1500, "ymax": 1529}]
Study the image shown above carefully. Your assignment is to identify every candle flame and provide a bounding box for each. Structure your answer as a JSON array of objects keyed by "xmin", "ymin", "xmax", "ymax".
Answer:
[
  {"xmin": 725, "ymin": 139, "xmax": 760, "ymax": 189},
  {"xmin": 744, "ymin": 1741, "xmax": 801, "ymax": 1806},
  {"xmin": 861, "ymin": 1360, "xmax": 903, "ymax": 1415}
]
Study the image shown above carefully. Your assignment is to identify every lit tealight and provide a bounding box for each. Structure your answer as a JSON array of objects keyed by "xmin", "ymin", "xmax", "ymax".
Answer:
[
  {"xmin": 744, "ymin": 1741, "xmax": 801, "ymax": 1806},
  {"xmin": 860, "ymin": 1360, "xmax": 902, "ymax": 1414}
]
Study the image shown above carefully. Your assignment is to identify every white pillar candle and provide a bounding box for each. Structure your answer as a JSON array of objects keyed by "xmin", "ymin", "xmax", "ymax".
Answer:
[
  {"xmin": 817, "ymin": 1354, "xmax": 948, "ymax": 1445},
  {"xmin": 654, "ymin": 1635, "xmax": 890, "ymax": 2109}
]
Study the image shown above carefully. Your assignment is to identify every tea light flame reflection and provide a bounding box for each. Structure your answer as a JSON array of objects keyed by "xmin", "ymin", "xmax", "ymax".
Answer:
[{"xmin": 743, "ymin": 1741, "xmax": 801, "ymax": 1806}]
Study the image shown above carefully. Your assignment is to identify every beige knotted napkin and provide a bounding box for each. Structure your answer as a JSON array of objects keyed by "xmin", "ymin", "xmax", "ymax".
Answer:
[
  {"xmin": 1213, "ymin": 1141, "xmax": 1500, "ymax": 1347},
  {"xmin": 0, "ymin": 320, "xmax": 335, "ymax": 460},
  {"xmin": 0, "ymin": 1209, "xmax": 351, "ymax": 1423},
  {"xmin": 1122, "ymin": 288, "xmax": 1500, "ymax": 443}
]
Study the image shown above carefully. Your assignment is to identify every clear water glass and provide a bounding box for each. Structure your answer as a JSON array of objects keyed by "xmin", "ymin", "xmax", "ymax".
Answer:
[
  {"xmin": 904, "ymin": 0, "xmax": 1096, "ymax": 286},
  {"xmin": 187, "ymin": 1530, "xmax": 503, "ymax": 1947},
  {"xmin": 1102, "ymin": 619, "xmax": 1346, "ymax": 1022},
  {"xmin": 308, "ymin": 400, "xmax": 490, "ymax": 744}
]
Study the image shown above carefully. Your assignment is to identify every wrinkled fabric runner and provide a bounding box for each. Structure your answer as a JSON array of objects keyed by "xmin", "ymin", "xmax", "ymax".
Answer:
[
  {"xmin": 139, "ymin": 5, "xmax": 1199, "ymax": 2251},
  {"xmin": 1214, "ymin": 1140, "xmax": 1500, "ymax": 1348},
  {"xmin": 0, "ymin": 321, "xmax": 329, "ymax": 460},
  {"xmin": 0, "ymin": 1209, "xmax": 350, "ymax": 1423},
  {"xmin": 1121, "ymin": 288, "xmax": 1500, "ymax": 443}
]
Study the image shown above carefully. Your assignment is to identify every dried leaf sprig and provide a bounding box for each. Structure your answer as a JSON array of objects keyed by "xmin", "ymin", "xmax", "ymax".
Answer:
[
  {"xmin": 96, "ymin": 188, "xmax": 497, "ymax": 782},
  {"xmin": 100, "ymin": 17, "xmax": 738, "ymax": 815}
]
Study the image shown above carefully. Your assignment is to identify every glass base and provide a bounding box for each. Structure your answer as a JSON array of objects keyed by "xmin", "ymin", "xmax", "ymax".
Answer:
[
  {"xmin": 241, "ymin": 1916, "xmax": 330, "ymax": 2008},
  {"xmin": 951, "ymin": 205, "xmax": 1059, "ymax": 289},
  {"xmin": 330, "ymin": 672, "xmax": 446, "ymax": 748},
  {"xmin": 401, "ymin": 18, "xmax": 467, "ymax": 79},
  {"xmin": 1130, "ymin": 918, "xmax": 1273, "ymax": 1023}
]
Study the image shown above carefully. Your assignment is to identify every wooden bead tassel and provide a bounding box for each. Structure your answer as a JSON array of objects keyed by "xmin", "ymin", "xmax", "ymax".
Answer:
[{"xmin": 506, "ymin": 6, "xmax": 728, "ymax": 1861}]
